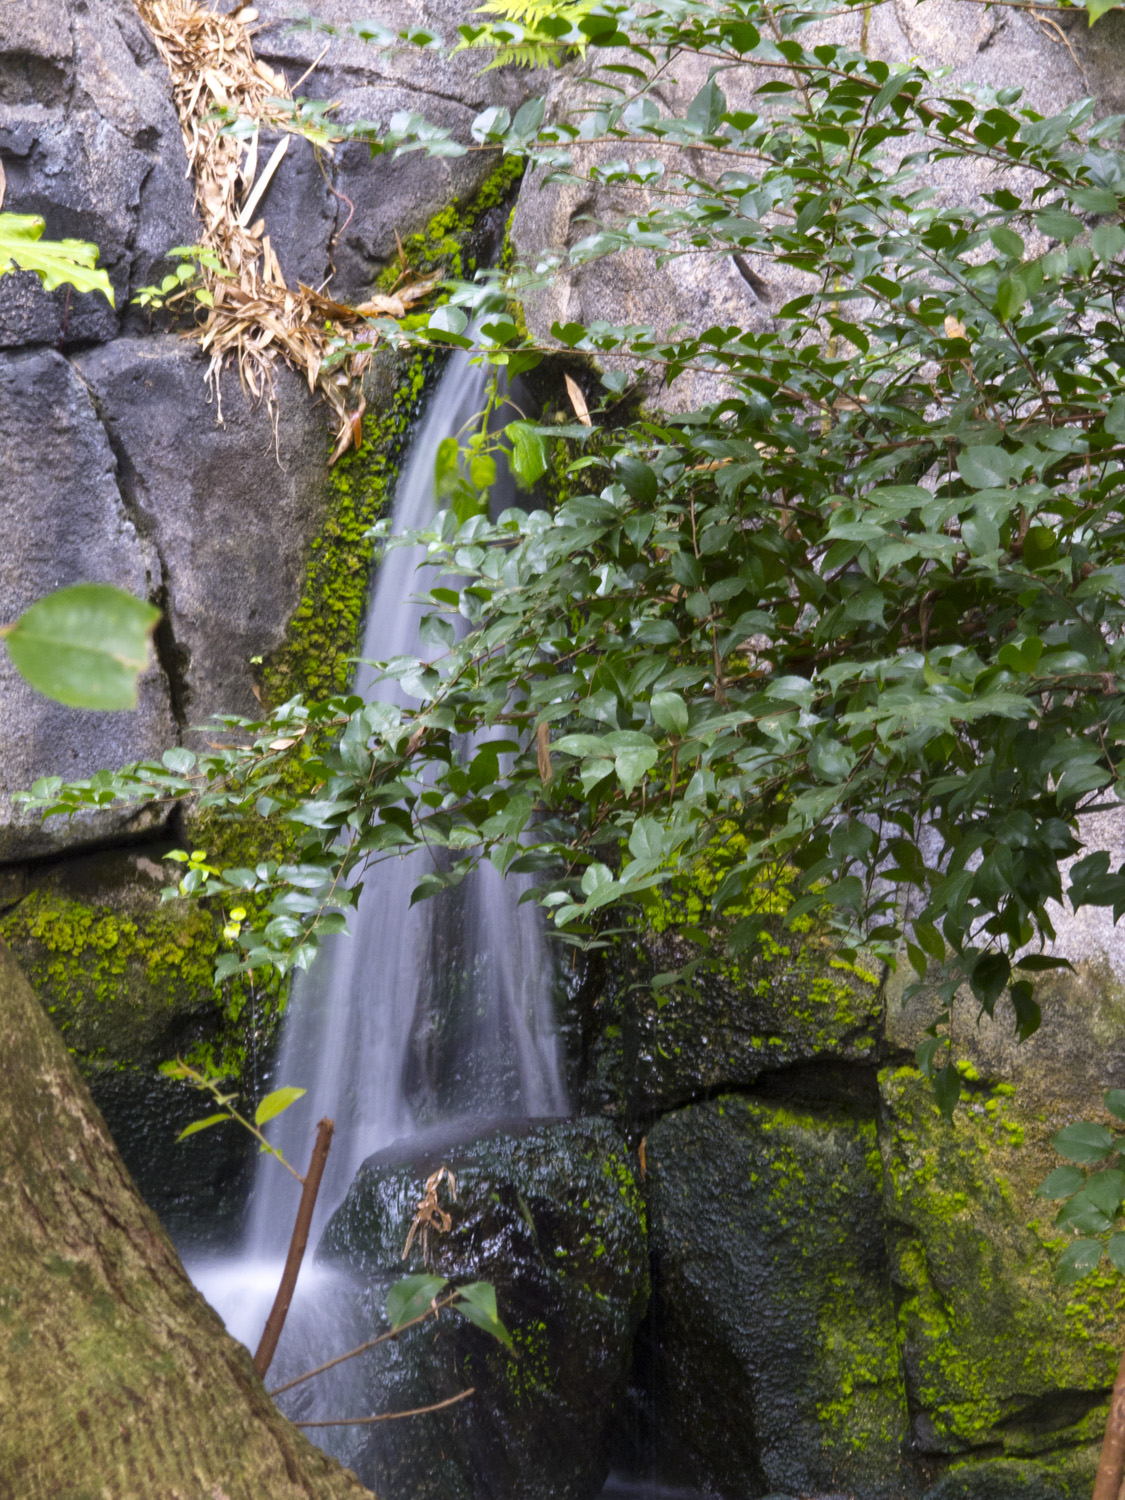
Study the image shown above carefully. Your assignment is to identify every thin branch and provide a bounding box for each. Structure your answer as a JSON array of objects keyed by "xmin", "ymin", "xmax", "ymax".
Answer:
[
  {"xmin": 292, "ymin": 1387, "xmax": 476, "ymax": 1427},
  {"xmin": 267, "ymin": 1292, "xmax": 460, "ymax": 1397}
]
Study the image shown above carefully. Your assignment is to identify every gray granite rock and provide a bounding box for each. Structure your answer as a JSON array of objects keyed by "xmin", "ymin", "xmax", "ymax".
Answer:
[
  {"xmin": 0, "ymin": 348, "xmax": 175, "ymax": 858},
  {"xmin": 0, "ymin": 0, "xmax": 197, "ymax": 347},
  {"xmin": 251, "ymin": 0, "xmax": 546, "ymax": 298},
  {"xmin": 74, "ymin": 335, "xmax": 335, "ymax": 724}
]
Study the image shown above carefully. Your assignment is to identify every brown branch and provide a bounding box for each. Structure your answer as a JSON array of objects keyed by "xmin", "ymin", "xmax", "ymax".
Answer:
[
  {"xmin": 267, "ymin": 1292, "xmax": 460, "ymax": 1397},
  {"xmin": 292, "ymin": 1388, "xmax": 476, "ymax": 1428},
  {"xmin": 1093, "ymin": 1348, "xmax": 1125, "ymax": 1500},
  {"xmin": 253, "ymin": 1116, "xmax": 334, "ymax": 1380}
]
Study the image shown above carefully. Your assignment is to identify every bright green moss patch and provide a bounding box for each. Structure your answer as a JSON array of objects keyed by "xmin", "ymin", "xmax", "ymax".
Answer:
[
  {"xmin": 376, "ymin": 155, "xmax": 524, "ymax": 289},
  {"xmin": 881, "ymin": 1064, "xmax": 1119, "ymax": 1459},
  {"xmin": 0, "ymin": 884, "xmax": 273, "ymax": 1077}
]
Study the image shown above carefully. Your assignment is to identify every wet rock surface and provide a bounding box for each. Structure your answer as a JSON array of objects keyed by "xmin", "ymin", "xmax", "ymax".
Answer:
[
  {"xmin": 645, "ymin": 1095, "xmax": 911, "ymax": 1500},
  {"xmin": 578, "ymin": 914, "xmax": 883, "ymax": 1121},
  {"xmin": 319, "ymin": 1117, "xmax": 649, "ymax": 1500}
]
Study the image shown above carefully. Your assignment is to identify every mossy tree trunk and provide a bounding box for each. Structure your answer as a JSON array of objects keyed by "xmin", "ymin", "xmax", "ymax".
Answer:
[{"xmin": 0, "ymin": 939, "xmax": 373, "ymax": 1500}]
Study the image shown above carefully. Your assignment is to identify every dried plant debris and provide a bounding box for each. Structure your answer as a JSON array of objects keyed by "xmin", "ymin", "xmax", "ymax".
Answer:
[
  {"xmin": 402, "ymin": 1167, "xmax": 457, "ymax": 1265},
  {"xmin": 133, "ymin": 0, "xmax": 437, "ymax": 459}
]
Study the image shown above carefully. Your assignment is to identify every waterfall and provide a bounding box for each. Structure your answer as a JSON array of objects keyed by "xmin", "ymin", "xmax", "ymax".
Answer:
[{"xmin": 187, "ymin": 348, "xmax": 567, "ymax": 1361}]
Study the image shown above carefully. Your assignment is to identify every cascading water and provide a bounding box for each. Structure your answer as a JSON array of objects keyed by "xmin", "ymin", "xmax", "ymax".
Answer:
[{"xmin": 187, "ymin": 348, "xmax": 567, "ymax": 1396}]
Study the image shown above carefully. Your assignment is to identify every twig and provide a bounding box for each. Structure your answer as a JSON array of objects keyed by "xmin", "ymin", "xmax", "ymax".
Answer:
[
  {"xmin": 253, "ymin": 1116, "xmax": 334, "ymax": 1379},
  {"xmin": 1093, "ymin": 1349, "xmax": 1125, "ymax": 1500},
  {"xmin": 267, "ymin": 1292, "xmax": 459, "ymax": 1397},
  {"xmin": 293, "ymin": 1388, "xmax": 475, "ymax": 1427}
]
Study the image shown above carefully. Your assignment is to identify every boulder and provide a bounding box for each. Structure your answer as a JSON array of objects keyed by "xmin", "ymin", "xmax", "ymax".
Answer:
[
  {"xmin": 250, "ymin": 0, "xmax": 546, "ymax": 299},
  {"xmin": 317, "ymin": 1117, "xmax": 649, "ymax": 1500},
  {"xmin": 577, "ymin": 875, "xmax": 883, "ymax": 1119},
  {"xmin": 645, "ymin": 1094, "xmax": 911, "ymax": 1499},
  {"xmin": 74, "ymin": 334, "xmax": 337, "ymax": 724},
  {"xmin": 510, "ymin": 3, "xmax": 1125, "ymax": 411},
  {"xmin": 878, "ymin": 959, "xmax": 1125, "ymax": 1483},
  {"xmin": 0, "ymin": 0, "xmax": 197, "ymax": 346},
  {"xmin": 0, "ymin": 347, "xmax": 175, "ymax": 858}
]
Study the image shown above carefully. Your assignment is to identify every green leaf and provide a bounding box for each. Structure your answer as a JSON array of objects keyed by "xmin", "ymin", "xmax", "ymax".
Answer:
[
  {"xmin": 2, "ymin": 584, "xmax": 159, "ymax": 709},
  {"xmin": 933, "ymin": 1062, "xmax": 962, "ymax": 1120},
  {"xmin": 650, "ymin": 690, "xmax": 689, "ymax": 735},
  {"xmin": 687, "ymin": 78, "xmax": 726, "ymax": 134},
  {"xmin": 0, "ymin": 212, "xmax": 114, "ymax": 303},
  {"xmin": 1108, "ymin": 1234, "xmax": 1125, "ymax": 1275},
  {"xmin": 1051, "ymin": 1122, "xmax": 1116, "ymax": 1163},
  {"xmin": 615, "ymin": 455, "xmax": 658, "ymax": 505},
  {"xmin": 254, "ymin": 1086, "xmax": 306, "ymax": 1127},
  {"xmin": 506, "ymin": 421, "xmax": 548, "ymax": 488},
  {"xmin": 1106, "ymin": 1089, "xmax": 1125, "ymax": 1122},
  {"xmin": 176, "ymin": 1113, "xmax": 231, "ymax": 1141},
  {"xmin": 454, "ymin": 1280, "xmax": 514, "ymax": 1349},
  {"xmin": 1056, "ymin": 1238, "xmax": 1102, "ymax": 1284},
  {"xmin": 995, "ymin": 273, "xmax": 1027, "ymax": 320},
  {"xmin": 969, "ymin": 952, "xmax": 1010, "ymax": 1016},
  {"xmin": 956, "ymin": 446, "xmax": 1017, "ymax": 490},
  {"xmin": 1086, "ymin": 0, "xmax": 1124, "ymax": 25},
  {"xmin": 386, "ymin": 1273, "xmax": 449, "ymax": 1328},
  {"xmin": 1038, "ymin": 1166, "xmax": 1085, "ymax": 1200}
]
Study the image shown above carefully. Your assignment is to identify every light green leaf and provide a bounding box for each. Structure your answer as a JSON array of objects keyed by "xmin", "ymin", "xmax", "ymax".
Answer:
[
  {"xmin": 2, "ymin": 584, "xmax": 159, "ymax": 709},
  {"xmin": 650, "ymin": 690, "xmax": 689, "ymax": 735},
  {"xmin": 956, "ymin": 446, "xmax": 1017, "ymax": 490},
  {"xmin": 176, "ymin": 1113, "xmax": 231, "ymax": 1141},
  {"xmin": 386, "ymin": 1273, "xmax": 449, "ymax": 1328},
  {"xmin": 455, "ymin": 1280, "xmax": 514, "ymax": 1349},
  {"xmin": 254, "ymin": 1086, "xmax": 307, "ymax": 1127},
  {"xmin": 1086, "ymin": 0, "xmax": 1124, "ymax": 25},
  {"xmin": 0, "ymin": 212, "xmax": 114, "ymax": 303},
  {"xmin": 506, "ymin": 421, "xmax": 548, "ymax": 488}
]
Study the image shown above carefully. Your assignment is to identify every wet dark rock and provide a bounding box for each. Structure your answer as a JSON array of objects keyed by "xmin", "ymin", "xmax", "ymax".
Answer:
[
  {"xmin": 645, "ymin": 1095, "xmax": 912, "ymax": 1500},
  {"xmin": 577, "ymin": 913, "xmax": 883, "ymax": 1121},
  {"xmin": 318, "ymin": 1116, "xmax": 649, "ymax": 1500},
  {"xmin": 920, "ymin": 1460, "xmax": 1073, "ymax": 1500}
]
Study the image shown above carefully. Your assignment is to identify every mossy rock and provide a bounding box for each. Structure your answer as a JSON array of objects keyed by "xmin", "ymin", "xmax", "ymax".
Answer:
[
  {"xmin": 645, "ymin": 1094, "xmax": 913, "ymax": 1499},
  {"xmin": 317, "ymin": 1117, "xmax": 649, "ymax": 1500},
  {"xmin": 921, "ymin": 1453, "xmax": 1098, "ymax": 1500},
  {"xmin": 879, "ymin": 960, "xmax": 1125, "ymax": 1480},
  {"xmin": 581, "ymin": 901, "xmax": 883, "ymax": 1121},
  {"xmin": 0, "ymin": 849, "xmax": 265, "ymax": 1238}
]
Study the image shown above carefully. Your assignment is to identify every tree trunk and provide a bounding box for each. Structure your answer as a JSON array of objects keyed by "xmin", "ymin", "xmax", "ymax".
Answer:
[{"xmin": 0, "ymin": 939, "xmax": 374, "ymax": 1500}]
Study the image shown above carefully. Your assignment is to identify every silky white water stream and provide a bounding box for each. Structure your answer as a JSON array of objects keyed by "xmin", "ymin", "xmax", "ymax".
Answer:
[{"xmin": 186, "ymin": 350, "xmax": 567, "ymax": 1396}]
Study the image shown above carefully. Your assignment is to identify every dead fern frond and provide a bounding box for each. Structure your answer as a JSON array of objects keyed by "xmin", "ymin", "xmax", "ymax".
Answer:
[{"xmin": 131, "ymin": 0, "xmax": 436, "ymax": 458}]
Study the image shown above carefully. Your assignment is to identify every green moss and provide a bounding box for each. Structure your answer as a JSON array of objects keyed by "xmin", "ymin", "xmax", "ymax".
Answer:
[
  {"xmin": 881, "ymin": 1064, "xmax": 1120, "ymax": 1459},
  {"xmin": 375, "ymin": 156, "xmax": 524, "ymax": 289},
  {"xmin": 261, "ymin": 348, "xmax": 432, "ymax": 705},
  {"xmin": 0, "ymin": 886, "xmax": 274, "ymax": 1077}
]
